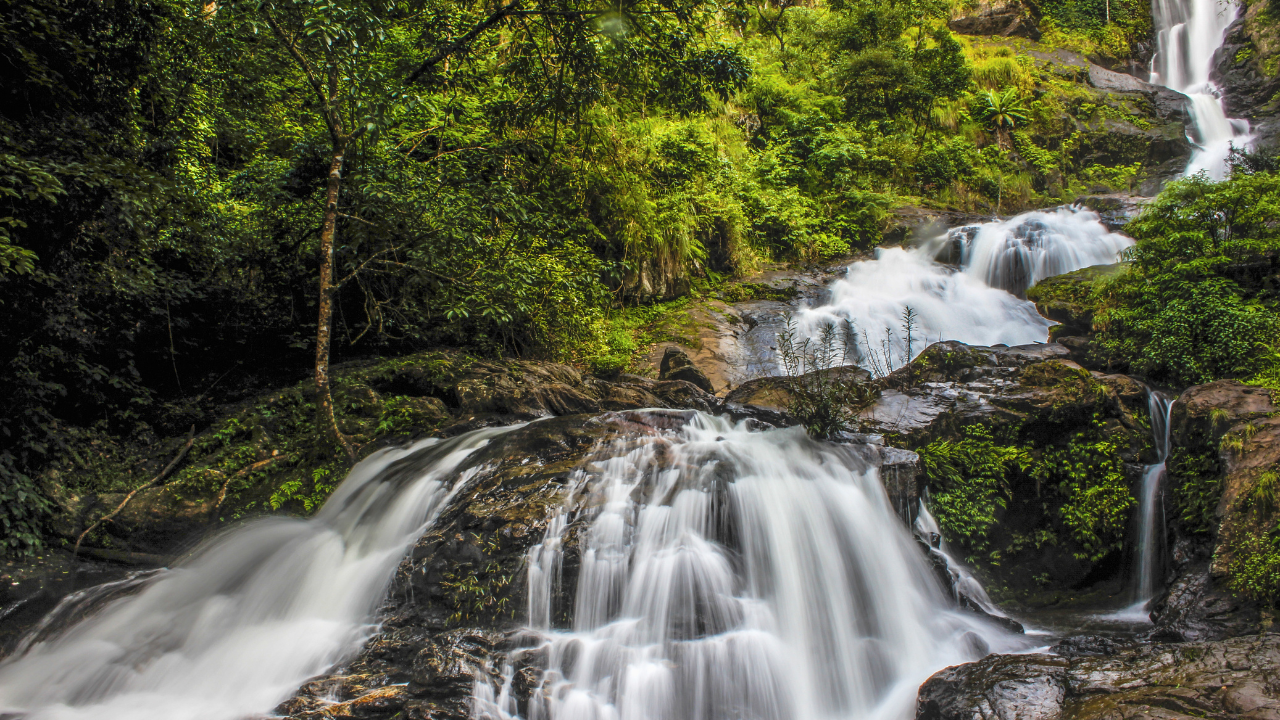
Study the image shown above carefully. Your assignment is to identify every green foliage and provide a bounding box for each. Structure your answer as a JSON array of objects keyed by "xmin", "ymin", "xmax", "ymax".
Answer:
[
  {"xmin": 918, "ymin": 425, "xmax": 1032, "ymax": 554},
  {"xmin": 919, "ymin": 415, "xmax": 1133, "ymax": 564},
  {"xmin": 978, "ymin": 89, "xmax": 1030, "ymax": 132},
  {"xmin": 1093, "ymin": 172, "xmax": 1280, "ymax": 386},
  {"xmin": 1169, "ymin": 445, "xmax": 1224, "ymax": 534},
  {"xmin": 1041, "ymin": 428, "xmax": 1133, "ymax": 561}
]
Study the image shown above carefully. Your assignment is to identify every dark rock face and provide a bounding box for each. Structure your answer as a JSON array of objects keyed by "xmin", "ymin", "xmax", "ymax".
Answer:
[
  {"xmin": 1212, "ymin": 3, "xmax": 1280, "ymax": 151},
  {"xmin": 659, "ymin": 346, "xmax": 715, "ymax": 393},
  {"xmin": 1150, "ymin": 380, "xmax": 1280, "ymax": 643},
  {"xmin": 1151, "ymin": 561, "xmax": 1263, "ymax": 642},
  {"xmin": 948, "ymin": 0, "xmax": 1041, "ymax": 39},
  {"xmin": 916, "ymin": 634, "xmax": 1280, "ymax": 720}
]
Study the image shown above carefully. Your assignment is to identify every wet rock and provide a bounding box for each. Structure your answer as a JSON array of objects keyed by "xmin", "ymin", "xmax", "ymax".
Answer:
[
  {"xmin": 916, "ymin": 634, "xmax": 1280, "ymax": 720},
  {"xmin": 858, "ymin": 341, "xmax": 1112, "ymax": 445},
  {"xmin": 1150, "ymin": 562, "xmax": 1263, "ymax": 642},
  {"xmin": 947, "ymin": 0, "xmax": 1041, "ymax": 39},
  {"xmin": 1075, "ymin": 194, "xmax": 1152, "ymax": 231},
  {"xmin": 1050, "ymin": 635, "xmax": 1119, "ymax": 658},
  {"xmin": 659, "ymin": 346, "xmax": 716, "ymax": 394},
  {"xmin": 917, "ymin": 653, "xmax": 1068, "ymax": 720},
  {"xmin": 1170, "ymin": 380, "xmax": 1278, "ymax": 452},
  {"xmin": 1212, "ymin": 6, "xmax": 1280, "ymax": 150}
]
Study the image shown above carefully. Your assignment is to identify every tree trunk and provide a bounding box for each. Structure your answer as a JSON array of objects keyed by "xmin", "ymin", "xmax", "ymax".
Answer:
[{"xmin": 317, "ymin": 144, "xmax": 354, "ymax": 461}]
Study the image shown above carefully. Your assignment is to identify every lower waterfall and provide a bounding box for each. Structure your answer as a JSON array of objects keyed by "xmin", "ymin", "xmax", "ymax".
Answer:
[
  {"xmin": 0, "ymin": 427, "xmax": 520, "ymax": 720},
  {"xmin": 472, "ymin": 412, "xmax": 1024, "ymax": 720}
]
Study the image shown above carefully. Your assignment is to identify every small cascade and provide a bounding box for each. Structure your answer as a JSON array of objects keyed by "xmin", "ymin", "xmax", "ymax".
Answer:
[
  {"xmin": 1150, "ymin": 0, "xmax": 1252, "ymax": 178},
  {"xmin": 914, "ymin": 494, "xmax": 1018, "ymax": 630},
  {"xmin": 796, "ymin": 206, "xmax": 1132, "ymax": 367},
  {"xmin": 473, "ymin": 412, "xmax": 1026, "ymax": 720},
  {"xmin": 0, "ymin": 426, "xmax": 520, "ymax": 720},
  {"xmin": 1131, "ymin": 392, "xmax": 1175, "ymax": 612}
]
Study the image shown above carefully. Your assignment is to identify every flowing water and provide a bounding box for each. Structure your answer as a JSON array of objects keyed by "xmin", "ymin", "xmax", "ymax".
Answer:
[
  {"xmin": 0, "ymin": 426, "xmax": 520, "ymax": 720},
  {"xmin": 1115, "ymin": 392, "xmax": 1176, "ymax": 620},
  {"xmin": 472, "ymin": 412, "xmax": 1027, "ymax": 720},
  {"xmin": 792, "ymin": 206, "xmax": 1132, "ymax": 369},
  {"xmin": 1150, "ymin": 0, "xmax": 1252, "ymax": 178},
  {"xmin": 913, "ymin": 494, "xmax": 1009, "ymax": 623}
]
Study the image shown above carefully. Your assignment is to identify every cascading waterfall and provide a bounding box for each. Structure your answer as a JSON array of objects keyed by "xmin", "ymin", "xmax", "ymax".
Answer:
[
  {"xmin": 1130, "ymin": 392, "xmax": 1175, "ymax": 612},
  {"xmin": 0, "ymin": 426, "xmax": 520, "ymax": 720},
  {"xmin": 472, "ymin": 412, "xmax": 1027, "ymax": 720},
  {"xmin": 914, "ymin": 494, "xmax": 1009, "ymax": 623},
  {"xmin": 1150, "ymin": 0, "xmax": 1252, "ymax": 178},
  {"xmin": 796, "ymin": 206, "xmax": 1133, "ymax": 367}
]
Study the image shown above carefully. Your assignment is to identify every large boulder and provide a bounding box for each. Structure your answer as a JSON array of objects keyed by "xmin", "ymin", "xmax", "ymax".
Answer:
[
  {"xmin": 917, "ymin": 634, "xmax": 1280, "ymax": 720},
  {"xmin": 659, "ymin": 346, "xmax": 715, "ymax": 393},
  {"xmin": 948, "ymin": 0, "xmax": 1041, "ymax": 39},
  {"xmin": 1087, "ymin": 64, "xmax": 1190, "ymax": 122}
]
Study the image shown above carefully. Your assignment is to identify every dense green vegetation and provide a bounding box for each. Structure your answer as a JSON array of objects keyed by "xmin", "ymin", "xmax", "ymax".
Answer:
[
  {"xmin": 0, "ymin": 0, "xmax": 1168, "ymax": 554},
  {"xmin": 1029, "ymin": 162, "xmax": 1280, "ymax": 388},
  {"xmin": 4, "ymin": 0, "xmax": 1271, "ymax": 566}
]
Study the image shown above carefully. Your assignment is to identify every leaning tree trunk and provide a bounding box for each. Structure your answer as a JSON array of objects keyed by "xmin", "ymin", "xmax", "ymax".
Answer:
[{"xmin": 316, "ymin": 143, "xmax": 354, "ymax": 461}]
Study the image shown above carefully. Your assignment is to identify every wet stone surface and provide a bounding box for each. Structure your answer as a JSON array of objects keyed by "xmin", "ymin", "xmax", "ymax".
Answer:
[{"xmin": 917, "ymin": 633, "xmax": 1280, "ymax": 720}]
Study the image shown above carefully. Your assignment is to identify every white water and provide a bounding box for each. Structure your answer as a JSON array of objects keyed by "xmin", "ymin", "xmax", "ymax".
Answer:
[
  {"xmin": 796, "ymin": 207, "xmax": 1133, "ymax": 367},
  {"xmin": 0, "ymin": 426, "xmax": 518, "ymax": 720},
  {"xmin": 473, "ymin": 412, "xmax": 1027, "ymax": 720},
  {"xmin": 914, "ymin": 495, "xmax": 1008, "ymax": 622},
  {"xmin": 1150, "ymin": 0, "xmax": 1252, "ymax": 178},
  {"xmin": 1128, "ymin": 392, "xmax": 1176, "ymax": 618}
]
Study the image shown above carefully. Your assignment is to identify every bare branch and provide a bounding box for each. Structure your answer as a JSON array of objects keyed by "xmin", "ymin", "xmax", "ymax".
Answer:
[{"xmin": 74, "ymin": 427, "xmax": 196, "ymax": 557}]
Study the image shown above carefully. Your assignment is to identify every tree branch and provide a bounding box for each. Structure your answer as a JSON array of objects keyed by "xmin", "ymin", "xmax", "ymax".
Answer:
[
  {"xmin": 74, "ymin": 427, "xmax": 196, "ymax": 557},
  {"xmin": 404, "ymin": 0, "xmax": 526, "ymax": 86}
]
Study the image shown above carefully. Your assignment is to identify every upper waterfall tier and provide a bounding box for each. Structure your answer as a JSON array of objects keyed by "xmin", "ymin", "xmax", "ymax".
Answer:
[{"xmin": 1150, "ymin": 0, "xmax": 1253, "ymax": 178}]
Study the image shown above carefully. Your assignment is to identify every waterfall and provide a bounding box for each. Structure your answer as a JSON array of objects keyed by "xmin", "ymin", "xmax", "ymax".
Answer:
[
  {"xmin": 0, "ymin": 426, "xmax": 520, "ymax": 720},
  {"xmin": 795, "ymin": 206, "xmax": 1133, "ymax": 367},
  {"xmin": 1131, "ymin": 392, "xmax": 1175, "ymax": 611},
  {"xmin": 914, "ymin": 494, "xmax": 1010, "ymax": 623},
  {"xmin": 472, "ymin": 412, "xmax": 1027, "ymax": 720},
  {"xmin": 1150, "ymin": 0, "xmax": 1252, "ymax": 179}
]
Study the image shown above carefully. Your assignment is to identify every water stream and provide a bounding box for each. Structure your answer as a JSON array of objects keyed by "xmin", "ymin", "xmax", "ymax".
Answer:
[
  {"xmin": 472, "ymin": 412, "xmax": 1028, "ymax": 720},
  {"xmin": 1110, "ymin": 392, "xmax": 1176, "ymax": 621},
  {"xmin": 1150, "ymin": 0, "xmax": 1252, "ymax": 178},
  {"xmin": 788, "ymin": 206, "xmax": 1133, "ymax": 370},
  {"xmin": 0, "ymin": 427, "xmax": 520, "ymax": 720}
]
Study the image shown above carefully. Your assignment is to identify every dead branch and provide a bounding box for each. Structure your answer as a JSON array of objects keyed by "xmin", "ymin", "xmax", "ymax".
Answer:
[
  {"xmin": 211, "ymin": 455, "xmax": 288, "ymax": 518},
  {"xmin": 74, "ymin": 427, "xmax": 196, "ymax": 557}
]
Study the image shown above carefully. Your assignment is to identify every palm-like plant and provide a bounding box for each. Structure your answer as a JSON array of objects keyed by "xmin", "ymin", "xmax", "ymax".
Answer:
[{"xmin": 979, "ymin": 89, "xmax": 1030, "ymax": 148}]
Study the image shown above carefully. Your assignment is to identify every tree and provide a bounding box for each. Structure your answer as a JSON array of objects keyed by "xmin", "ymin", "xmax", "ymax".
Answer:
[
  {"xmin": 240, "ymin": 0, "xmax": 748, "ymax": 458},
  {"xmin": 978, "ymin": 88, "xmax": 1029, "ymax": 149}
]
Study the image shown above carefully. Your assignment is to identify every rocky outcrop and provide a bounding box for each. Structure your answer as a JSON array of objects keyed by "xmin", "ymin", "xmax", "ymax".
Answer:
[
  {"xmin": 856, "ymin": 340, "xmax": 1144, "ymax": 448},
  {"xmin": 948, "ymin": 0, "xmax": 1041, "ymax": 39},
  {"xmin": 1212, "ymin": 0, "xmax": 1280, "ymax": 150},
  {"xmin": 659, "ymin": 346, "xmax": 715, "ymax": 393},
  {"xmin": 1088, "ymin": 65, "xmax": 1190, "ymax": 123},
  {"xmin": 917, "ymin": 634, "xmax": 1280, "ymax": 720},
  {"xmin": 1151, "ymin": 380, "xmax": 1280, "ymax": 642}
]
